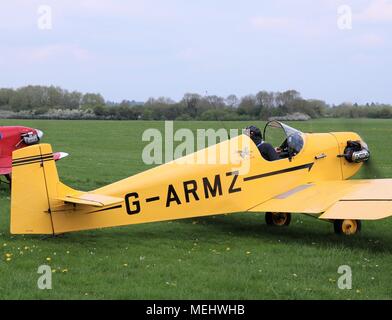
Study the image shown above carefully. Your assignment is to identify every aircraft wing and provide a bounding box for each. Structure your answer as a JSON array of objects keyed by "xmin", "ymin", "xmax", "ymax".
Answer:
[
  {"xmin": 248, "ymin": 179, "xmax": 392, "ymax": 220},
  {"xmin": 0, "ymin": 156, "xmax": 12, "ymax": 175}
]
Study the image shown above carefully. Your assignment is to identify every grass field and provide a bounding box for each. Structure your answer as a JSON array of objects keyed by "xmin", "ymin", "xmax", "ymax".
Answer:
[{"xmin": 0, "ymin": 119, "xmax": 391, "ymax": 300}]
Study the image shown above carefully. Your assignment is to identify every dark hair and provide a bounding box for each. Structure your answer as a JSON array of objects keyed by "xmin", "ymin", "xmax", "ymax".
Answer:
[{"xmin": 245, "ymin": 125, "xmax": 262, "ymax": 141}]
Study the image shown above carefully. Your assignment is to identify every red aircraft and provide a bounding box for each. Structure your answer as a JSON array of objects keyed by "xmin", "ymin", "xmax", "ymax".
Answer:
[{"xmin": 0, "ymin": 126, "xmax": 68, "ymax": 183}]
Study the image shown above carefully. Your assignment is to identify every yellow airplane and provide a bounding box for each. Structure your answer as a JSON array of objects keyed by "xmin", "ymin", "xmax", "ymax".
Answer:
[{"xmin": 10, "ymin": 121, "xmax": 392, "ymax": 236}]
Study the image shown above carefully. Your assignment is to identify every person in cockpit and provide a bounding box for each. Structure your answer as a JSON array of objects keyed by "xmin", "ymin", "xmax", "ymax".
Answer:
[{"xmin": 245, "ymin": 125, "xmax": 279, "ymax": 161}]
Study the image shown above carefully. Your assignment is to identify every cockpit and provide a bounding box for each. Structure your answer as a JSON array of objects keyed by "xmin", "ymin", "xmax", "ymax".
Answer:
[{"xmin": 262, "ymin": 121, "xmax": 305, "ymax": 160}]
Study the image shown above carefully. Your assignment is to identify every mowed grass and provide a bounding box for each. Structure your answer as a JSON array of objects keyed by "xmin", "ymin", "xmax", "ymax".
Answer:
[{"xmin": 0, "ymin": 119, "xmax": 391, "ymax": 300}]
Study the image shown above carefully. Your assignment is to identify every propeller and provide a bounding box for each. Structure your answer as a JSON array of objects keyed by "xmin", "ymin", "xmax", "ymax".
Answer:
[
  {"xmin": 335, "ymin": 122, "xmax": 382, "ymax": 179},
  {"xmin": 338, "ymin": 140, "xmax": 381, "ymax": 179},
  {"xmin": 360, "ymin": 150, "xmax": 381, "ymax": 179}
]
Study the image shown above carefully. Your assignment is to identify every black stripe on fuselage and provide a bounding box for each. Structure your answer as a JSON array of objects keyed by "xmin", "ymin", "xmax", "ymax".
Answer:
[
  {"xmin": 340, "ymin": 199, "xmax": 392, "ymax": 202},
  {"xmin": 86, "ymin": 205, "xmax": 123, "ymax": 214},
  {"xmin": 243, "ymin": 163, "xmax": 314, "ymax": 182}
]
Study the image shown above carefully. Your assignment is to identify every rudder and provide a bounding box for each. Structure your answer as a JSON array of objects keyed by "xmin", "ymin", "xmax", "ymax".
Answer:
[{"xmin": 10, "ymin": 143, "xmax": 59, "ymax": 234}]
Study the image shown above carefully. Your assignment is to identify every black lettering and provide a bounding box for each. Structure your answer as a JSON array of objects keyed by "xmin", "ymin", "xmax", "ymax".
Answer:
[
  {"xmin": 183, "ymin": 180, "xmax": 200, "ymax": 203},
  {"xmin": 227, "ymin": 171, "xmax": 242, "ymax": 193},
  {"xmin": 166, "ymin": 185, "xmax": 182, "ymax": 207},
  {"xmin": 202, "ymin": 175, "xmax": 222, "ymax": 199},
  {"xmin": 125, "ymin": 192, "xmax": 141, "ymax": 215}
]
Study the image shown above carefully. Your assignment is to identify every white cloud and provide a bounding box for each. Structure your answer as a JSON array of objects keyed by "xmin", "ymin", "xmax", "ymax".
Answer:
[
  {"xmin": 354, "ymin": 33, "xmax": 385, "ymax": 47},
  {"xmin": 57, "ymin": 0, "xmax": 179, "ymax": 21},
  {"xmin": 356, "ymin": 0, "xmax": 392, "ymax": 22},
  {"xmin": 350, "ymin": 53, "xmax": 377, "ymax": 64},
  {"xmin": 248, "ymin": 15, "xmax": 333, "ymax": 41},
  {"xmin": 0, "ymin": 44, "xmax": 93, "ymax": 66},
  {"xmin": 250, "ymin": 17, "xmax": 291, "ymax": 30},
  {"xmin": 176, "ymin": 48, "xmax": 199, "ymax": 61},
  {"xmin": 30, "ymin": 44, "xmax": 92, "ymax": 62},
  {"xmin": 0, "ymin": 0, "xmax": 179, "ymax": 30}
]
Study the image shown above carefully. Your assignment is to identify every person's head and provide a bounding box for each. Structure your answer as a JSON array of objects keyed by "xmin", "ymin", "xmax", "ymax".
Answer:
[{"xmin": 245, "ymin": 125, "xmax": 263, "ymax": 143}]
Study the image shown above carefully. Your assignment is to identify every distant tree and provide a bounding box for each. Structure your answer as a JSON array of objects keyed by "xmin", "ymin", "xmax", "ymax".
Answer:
[
  {"xmin": 276, "ymin": 90, "xmax": 301, "ymax": 109},
  {"xmin": 64, "ymin": 91, "xmax": 82, "ymax": 109},
  {"xmin": 47, "ymin": 86, "xmax": 64, "ymax": 107},
  {"xmin": 238, "ymin": 95, "xmax": 260, "ymax": 118},
  {"xmin": 92, "ymin": 105, "xmax": 107, "ymax": 117},
  {"xmin": 204, "ymin": 95, "xmax": 225, "ymax": 108},
  {"xmin": 81, "ymin": 93, "xmax": 105, "ymax": 109},
  {"xmin": 9, "ymin": 89, "xmax": 29, "ymax": 111},
  {"xmin": 181, "ymin": 93, "xmax": 202, "ymax": 118},
  {"xmin": 0, "ymin": 88, "xmax": 14, "ymax": 108},
  {"xmin": 116, "ymin": 105, "xmax": 139, "ymax": 120},
  {"xmin": 1, "ymin": 84, "xmax": 391, "ymax": 120},
  {"xmin": 145, "ymin": 97, "xmax": 175, "ymax": 107},
  {"xmin": 119, "ymin": 100, "xmax": 135, "ymax": 108},
  {"xmin": 256, "ymin": 91, "xmax": 275, "ymax": 108},
  {"xmin": 255, "ymin": 91, "xmax": 276, "ymax": 120},
  {"xmin": 200, "ymin": 109, "xmax": 227, "ymax": 120},
  {"xmin": 226, "ymin": 94, "xmax": 239, "ymax": 108},
  {"xmin": 156, "ymin": 96, "xmax": 176, "ymax": 105},
  {"xmin": 379, "ymin": 107, "xmax": 391, "ymax": 118},
  {"xmin": 306, "ymin": 99, "xmax": 328, "ymax": 118}
]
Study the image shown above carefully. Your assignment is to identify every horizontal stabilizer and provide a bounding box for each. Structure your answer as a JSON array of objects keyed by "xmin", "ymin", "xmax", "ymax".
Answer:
[
  {"xmin": 56, "ymin": 193, "xmax": 123, "ymax": 207},
  {"xmin": 53, "ymin": 152, "xmax": 69, "ymax": 161}
]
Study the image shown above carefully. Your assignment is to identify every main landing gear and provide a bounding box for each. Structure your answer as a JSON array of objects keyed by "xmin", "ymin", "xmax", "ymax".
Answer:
[
  {"xmin": 265, "ymin": 212, "xmax": 291, "ymax": 227},
  {"xmin": 333, "ymin": 219, "xmax": 361, "ymax": 235},
  {"xmin": 265, "ymin": 212, "xmax": 361, "ymax": 236}
]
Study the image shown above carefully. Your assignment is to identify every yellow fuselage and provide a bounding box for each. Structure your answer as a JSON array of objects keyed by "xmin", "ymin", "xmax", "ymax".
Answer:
[{"xmin": 25, "ymin": 131, "xmax": 360, "ymax": 234}]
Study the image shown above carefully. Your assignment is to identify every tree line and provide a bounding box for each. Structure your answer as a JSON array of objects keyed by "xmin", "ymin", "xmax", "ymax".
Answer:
[{"xmin": 0, "ymin": 85, "xmax": 391, "ymax": 120}]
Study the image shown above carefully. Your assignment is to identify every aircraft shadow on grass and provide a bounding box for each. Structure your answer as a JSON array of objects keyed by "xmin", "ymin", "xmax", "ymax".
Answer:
[
  {"xmin": 181, "ymin": 215, "xmax": 392, "ymax": 254},
  {"xmin": 18, "ymin": 214, "xmax": 392, "ymax": 255}
]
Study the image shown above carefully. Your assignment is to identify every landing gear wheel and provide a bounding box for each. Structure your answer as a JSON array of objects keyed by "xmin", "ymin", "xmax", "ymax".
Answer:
[
  {"xmin": 265, "ymin": 212, "xmax": 291, "ymax": 226},
  {"xmin": 334, "ymin": 219, "xmax": 361, "ymax": 235}
]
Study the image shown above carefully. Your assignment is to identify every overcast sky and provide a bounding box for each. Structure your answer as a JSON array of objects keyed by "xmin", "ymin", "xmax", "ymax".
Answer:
[{"xmin": 0, "ymin": 0, "xmax": 391, "ymax": 104}]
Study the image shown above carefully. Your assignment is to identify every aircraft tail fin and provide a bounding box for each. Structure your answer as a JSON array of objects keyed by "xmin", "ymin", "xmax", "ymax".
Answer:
[{"xmin": 10, "ymin": 143, "xmax": 61, "ymax": 234}]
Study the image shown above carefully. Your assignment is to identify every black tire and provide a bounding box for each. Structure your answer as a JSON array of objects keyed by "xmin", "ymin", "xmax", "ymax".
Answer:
[
  {"xmin": 334, "ymin": 219, "xmax": 361, "ymax": 235},
  {"xmin": 265, "ymin": 212, "xmax": 291, "ymax": 227}
]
